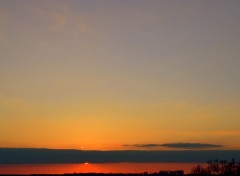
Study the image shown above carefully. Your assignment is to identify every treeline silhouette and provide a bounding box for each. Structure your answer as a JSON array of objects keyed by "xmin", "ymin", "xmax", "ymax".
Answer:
[{"xmin": 191, "ymin": 159, "xmax": 240, "ymax": 176}]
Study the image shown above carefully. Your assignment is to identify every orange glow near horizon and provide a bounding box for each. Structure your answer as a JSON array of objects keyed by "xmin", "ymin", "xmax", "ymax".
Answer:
[{"xmin": 0, "ymin": 163, "xmax": 205, "ymax": 175}]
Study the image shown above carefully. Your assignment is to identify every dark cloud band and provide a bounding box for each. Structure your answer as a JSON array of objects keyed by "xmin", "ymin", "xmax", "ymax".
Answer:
[{"xmin": 1, "ymin": 148, "xmax": 238, "ymax": 164}]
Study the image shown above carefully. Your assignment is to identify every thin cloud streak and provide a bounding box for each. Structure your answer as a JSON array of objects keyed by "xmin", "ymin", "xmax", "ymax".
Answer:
[
  {"xmin": 125, "ymin": 143, "xmax": 223, "ymax": 149},
  {"xmin": 27, "ymin": 2, "xmax": 92, "ymax": 33},
  {"xmin": 161, "ymin": 143, "xmax": 223, "ymax": 149}
]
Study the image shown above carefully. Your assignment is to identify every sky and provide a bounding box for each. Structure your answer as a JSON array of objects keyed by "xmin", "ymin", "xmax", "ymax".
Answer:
[{"xmin": 0, "ymin": 0, "xmax": 240, "ymax": 150}]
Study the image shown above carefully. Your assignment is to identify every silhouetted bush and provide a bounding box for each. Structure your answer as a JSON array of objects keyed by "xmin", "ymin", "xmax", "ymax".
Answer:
[{"xmin": 191, "ymin": 164, "xmax": 210, "ymax": 175}]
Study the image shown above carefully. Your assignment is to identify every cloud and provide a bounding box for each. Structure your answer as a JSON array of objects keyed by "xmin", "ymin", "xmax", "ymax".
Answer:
[
  {"xmin": 124, "ymin": 143, "xmax": 223, "ymax": 149},
  {"xmin": 27, "ymin": 4, "xmax": 67, "ymax": 30},
  {"xmin": 125, "ymin": 144, "xmax": 163, "ymax": 148},
  {"xmin": 51, "ymin": 13, "xmax": 67, "ymax": 29},
  {"xmin": 160, "ymin": 143, "xmax": 223, "ymax": 149},
  {"xmin": 27, "ymin": 2, "xmax": 91, "ymax": 33}
]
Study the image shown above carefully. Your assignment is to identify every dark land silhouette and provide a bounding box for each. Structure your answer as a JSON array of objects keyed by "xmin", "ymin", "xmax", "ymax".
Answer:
[
  {"xmin": 1, "ymin": 159, "xmax": 240, "ymax": 176},
  {"xmin": 0, "ymin": 172, "xmax": 185, "ymax": 176}
]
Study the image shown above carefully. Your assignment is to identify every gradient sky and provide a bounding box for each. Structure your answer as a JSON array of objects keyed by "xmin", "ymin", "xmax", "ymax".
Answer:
[{"xmin": 0, "ymin": 0, "xmax": 240, "ymax": 150}]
